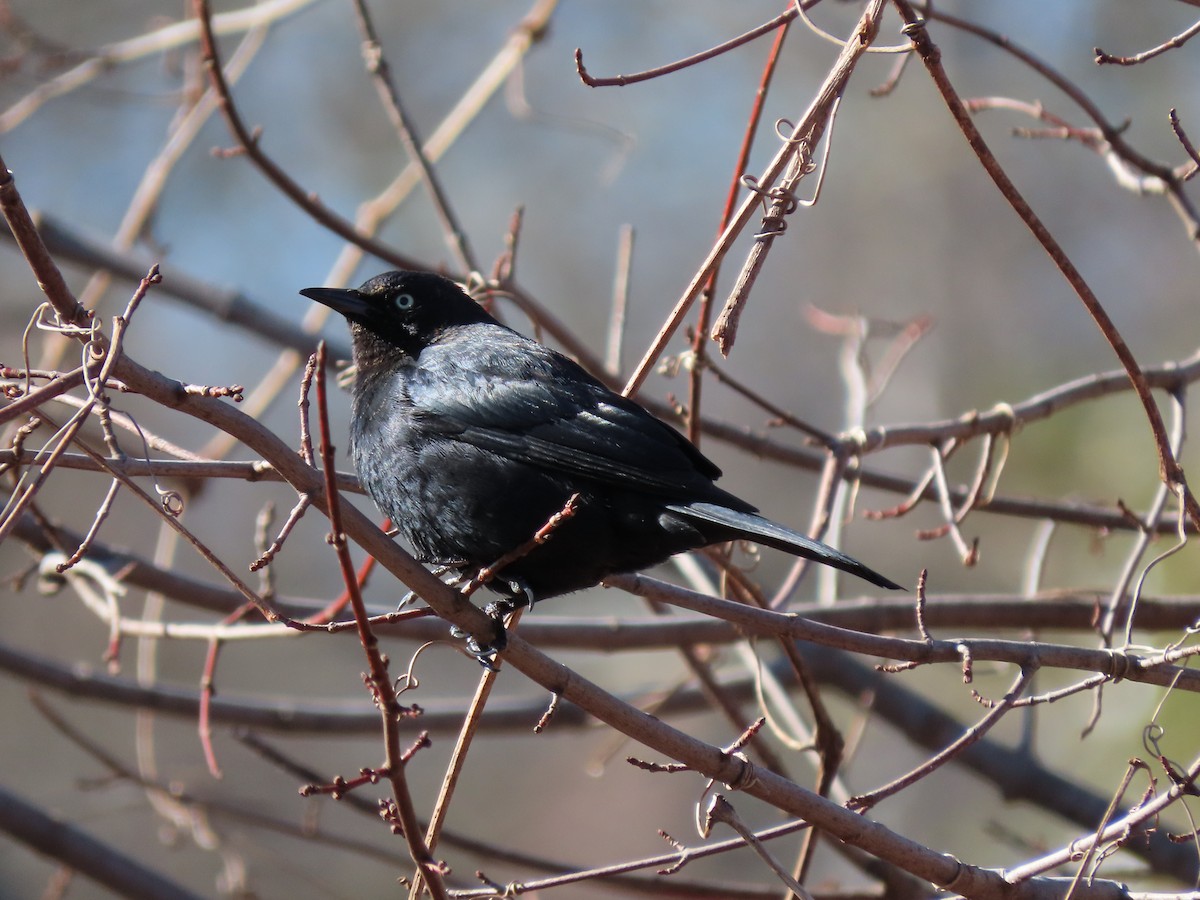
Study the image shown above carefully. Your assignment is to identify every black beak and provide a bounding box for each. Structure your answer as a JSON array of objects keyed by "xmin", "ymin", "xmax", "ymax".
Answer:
[{"xmin": 300, "ymin": 286, "xmax": 371, "ymax": 320}]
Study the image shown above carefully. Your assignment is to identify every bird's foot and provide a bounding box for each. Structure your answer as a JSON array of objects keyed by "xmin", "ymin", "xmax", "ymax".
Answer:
[
  {"xmin": 447, "ymin": 578, "xmax": 532, "ymax": 669},
  {"xmin": 397, "ymin": 564, "xmax": 470, "ymax": 610},
  {"xmin": 449, "ymin": 622, "xmax": 506, "ymax": 671}
]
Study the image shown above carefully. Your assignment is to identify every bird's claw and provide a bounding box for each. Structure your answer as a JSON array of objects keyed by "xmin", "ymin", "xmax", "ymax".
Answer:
[
  {"xmin": 449, "ymin": 615, "xmax": 507, "ymax": 670},
  {"xmin": 458, "ymin": 579, "xmax": 532, "ymax": 668},
  {"xmin": 496, "ymin": 577, "xmax": 535, "ymax": 612},
  {"xmin": 464, "ymin": 635, "xmax": 500, "ymax": 671}
]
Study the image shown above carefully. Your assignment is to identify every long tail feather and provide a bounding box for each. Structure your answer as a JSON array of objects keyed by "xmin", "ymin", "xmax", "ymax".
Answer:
[{"xmin": 669, "ymin": 502, "xmax": 902, "ymax": 591}]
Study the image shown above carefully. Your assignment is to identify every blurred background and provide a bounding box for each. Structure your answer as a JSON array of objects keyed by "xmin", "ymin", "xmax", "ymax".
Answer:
[{"xmin": 0, "ymin": 1, "xmax": 1198, "ymax": 896}]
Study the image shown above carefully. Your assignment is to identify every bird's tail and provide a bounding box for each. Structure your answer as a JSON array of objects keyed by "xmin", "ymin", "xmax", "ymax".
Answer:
[{"xmin": 669, "ymin": 502, "xmax": 902, "ymax": 591}]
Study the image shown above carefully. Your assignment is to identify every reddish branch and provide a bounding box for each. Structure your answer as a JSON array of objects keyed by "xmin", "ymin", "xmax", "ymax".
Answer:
[
  {"xmin": 311, "ymin": 344, "xmax": 447, "ymax": 898},
  {"xmin": 687, "ymin": 6, "xmax": 793, "ymax": 445}
]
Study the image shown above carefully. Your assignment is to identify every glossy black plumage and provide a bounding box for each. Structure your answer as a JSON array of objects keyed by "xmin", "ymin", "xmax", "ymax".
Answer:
[{"xmin": 301, "ymin": 270, "xmax": 900, "ymax": 607}]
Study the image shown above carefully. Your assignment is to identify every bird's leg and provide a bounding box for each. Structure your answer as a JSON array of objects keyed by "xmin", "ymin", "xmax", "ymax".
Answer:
[{"xmin": 447, "ymin": 578, "xmax": 534, "ymax": 670}]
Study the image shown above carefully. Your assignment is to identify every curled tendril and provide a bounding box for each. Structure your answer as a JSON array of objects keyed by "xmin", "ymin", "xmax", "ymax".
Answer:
[
  {"xmin": 157, "ymin": 486, "xmax": 184, "ymax": 517},
  {"xmin": 773, "ymin": 118, "xmax": 816, "ymax": 157},
  {"xmin": 740, "ymin": 174, "xmax": 800, "ymax": 209},
  {"xmin": 740, "ymin": 175, "xmax": 800, "ymax": 239},
  {"xmin": 394, "ymin": 640, "xmax": 445, "ymax": 695},
  {"xmin": 739, "ymin": 174, "xmax": 796, "ymax": 240},
  {"xmin": 792, "ymin": 0, "xmax": 913, "ymax": 55},
  {"xmin": 757, "ymin": 213, "xmax": 789, "ymax": 239},
  {"xmin": 33, "ymin": 302, "xmax": 95, "ymax": 338}
]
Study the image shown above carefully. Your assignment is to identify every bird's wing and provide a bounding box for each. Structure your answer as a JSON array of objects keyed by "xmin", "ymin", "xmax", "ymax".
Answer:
[{"xmin": 405, "ymin": 327, "xmax": 723, "ymax": 496}]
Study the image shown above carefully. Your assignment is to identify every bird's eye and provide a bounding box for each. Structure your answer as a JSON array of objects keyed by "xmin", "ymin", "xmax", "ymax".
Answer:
[{"xmin": 392, "ymin": 293, "xmax": 416, "ymax": 311}]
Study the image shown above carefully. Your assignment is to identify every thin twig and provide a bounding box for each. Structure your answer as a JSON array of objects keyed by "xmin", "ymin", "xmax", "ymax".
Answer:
[
  {"xmin": 687, "ymin": 7, "xmax": 792, "ymax": 444},
  {"xmin": 311, "ymin": 342, "xmax": 448, "ymax": 898},
  {"xmin": 620, "ymin": 0, "xmax": 886, "ymax": 398},
  {"xmin": 1095, "ymin": 18, "xmax": 1200, "ymax": 66},
  {"xmin": 409, "ymin": 608, "xmax": 525, "ymax": 900},
  {"xmin": 895, "ymin": 3, "xmax": 1200, "ymax": 533},
  {"xmin": 0, "ymin": 149, "xmax": 86, "ymax": 328},
  {"xmin": 575, "ymin": 7, "xmax": 798, "ymax": 88},
  {"xmin": 605, "ymin": 223, "xmax": 634, "ymax": 377},
  {"xmin": 348, "ymin": 0, "xmax": 477, "ymax": 273},
  {"xmin": 849, "ymin": 665, "xmax": 1035, "ymax": 811},
  {"xmin": 191, "ymin": 0, "xmax": 426, "ymax": 274}
]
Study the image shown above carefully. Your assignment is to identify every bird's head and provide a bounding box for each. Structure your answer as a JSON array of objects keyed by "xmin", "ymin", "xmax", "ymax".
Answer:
[{"xmin": 301, "ymin": 270, "xmax": 495, "ymax": 365}]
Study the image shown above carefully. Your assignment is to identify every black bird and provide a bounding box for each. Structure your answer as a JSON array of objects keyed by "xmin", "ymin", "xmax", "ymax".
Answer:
[{"xmin": 302, "ymin": 271, "xmax": 900, "ymax": 620}]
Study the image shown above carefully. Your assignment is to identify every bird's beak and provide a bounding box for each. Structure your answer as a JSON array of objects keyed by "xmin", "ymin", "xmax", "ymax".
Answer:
[{"xmin": 300, "ymin": 286, "xmax": 372, "ymax": 320}]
